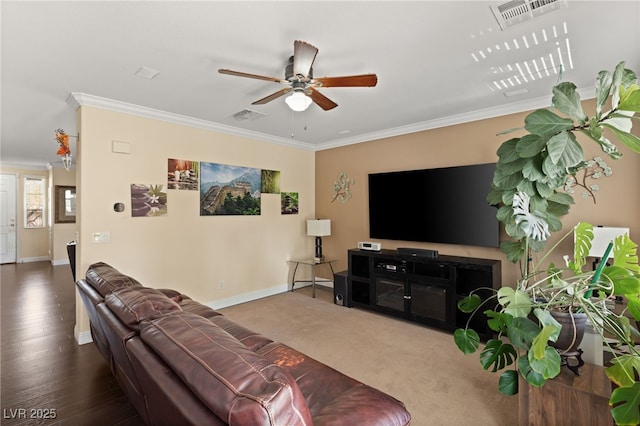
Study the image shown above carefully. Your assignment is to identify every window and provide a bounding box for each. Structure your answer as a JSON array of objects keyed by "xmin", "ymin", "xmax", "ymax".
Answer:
[{"xmin": 24, "ymin": 176, "xmax": 46, "ymax": 228}]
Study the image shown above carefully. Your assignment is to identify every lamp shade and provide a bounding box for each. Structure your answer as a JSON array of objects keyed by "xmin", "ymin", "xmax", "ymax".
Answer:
[
  {"xmin": 285, "ymin": 91, "xmax": 312, "ymax": 112},
  {"xmin": 307, "ymin": 219, "xmax": 331, "ymax": 237},
  {"xmin": 588, "ymin": 226, "xmax": 629, "ymax": 258}
]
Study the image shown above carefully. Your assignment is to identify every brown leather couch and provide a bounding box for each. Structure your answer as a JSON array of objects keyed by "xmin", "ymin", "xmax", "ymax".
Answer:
[{"xmin": 77, "ymin": 262, "xmax": 411, "ymax": 425}]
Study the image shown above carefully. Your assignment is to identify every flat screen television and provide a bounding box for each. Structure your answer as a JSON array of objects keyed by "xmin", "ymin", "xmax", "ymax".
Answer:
[{"xmin": 368, "ymin": 163, "xmax": 499, "ymax": 248}]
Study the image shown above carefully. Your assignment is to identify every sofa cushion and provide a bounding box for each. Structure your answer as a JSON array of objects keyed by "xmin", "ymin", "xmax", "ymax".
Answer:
[
  {"xmin": 105, "ymin": 287, "xmax": 182, "ymax": 331},
  {"xmin": 86, "ymin": 262, "xmax": 143, "ymax": 297},
  {"xmin": 140, "ymin": 312, "xmax": 313, "ymax": 426}
]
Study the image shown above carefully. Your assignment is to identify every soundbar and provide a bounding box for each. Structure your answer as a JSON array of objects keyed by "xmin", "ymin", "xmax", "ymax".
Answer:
[{"xmin": 396, "ymin": 247, "xmax": 438, "ymax": 259}]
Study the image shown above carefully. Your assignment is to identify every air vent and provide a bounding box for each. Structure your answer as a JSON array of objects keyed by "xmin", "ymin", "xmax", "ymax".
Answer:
[
  {"xmin": 491, "ymin": 0, "xmax": 567, "ymax": 30},
  {"xmin": 232, "ymin": 109, "xmax": 267, "ymax": 121}
]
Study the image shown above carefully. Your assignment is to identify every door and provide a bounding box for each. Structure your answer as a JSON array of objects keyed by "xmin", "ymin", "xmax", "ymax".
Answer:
[{"xmin": 0, "ymin": 173, "xmax": 17, "ymax": 263}]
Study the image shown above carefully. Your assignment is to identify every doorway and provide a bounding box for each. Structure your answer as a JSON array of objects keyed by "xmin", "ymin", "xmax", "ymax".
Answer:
[{"xmin": 0, "ymin": 173, "xmax": 18, "ymax": 263}]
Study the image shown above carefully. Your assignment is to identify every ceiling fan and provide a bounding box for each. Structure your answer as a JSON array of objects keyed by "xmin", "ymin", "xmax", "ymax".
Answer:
[{"xmin": 219, "ymin": 40, "xmax": 378, "ymax": 112}]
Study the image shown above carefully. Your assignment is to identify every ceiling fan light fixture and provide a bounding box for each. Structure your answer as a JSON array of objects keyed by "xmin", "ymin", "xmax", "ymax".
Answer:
[{"xmin": 285, "ymin": 91, "xmax": 312, "ymax": 112}]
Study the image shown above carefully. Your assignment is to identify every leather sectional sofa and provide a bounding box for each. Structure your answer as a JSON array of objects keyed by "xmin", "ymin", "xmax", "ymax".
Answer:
[{"xmin": 76, "ymin": 262, "xmax": 411, "ymax": 425}]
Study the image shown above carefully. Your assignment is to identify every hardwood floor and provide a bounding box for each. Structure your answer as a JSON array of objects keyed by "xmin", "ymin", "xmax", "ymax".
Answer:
[{"xmin": 1, "ymin": 262, "xmax": 143, "ymax": 425}]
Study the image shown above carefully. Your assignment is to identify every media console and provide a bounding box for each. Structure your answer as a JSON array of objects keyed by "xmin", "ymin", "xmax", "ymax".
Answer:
[{"xmin": 348, "ymin": 248, "xmax": 501, "ymax": 335}]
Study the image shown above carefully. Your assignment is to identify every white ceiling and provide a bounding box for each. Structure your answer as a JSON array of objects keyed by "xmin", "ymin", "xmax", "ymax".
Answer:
[{"xmin": 2, "ymin": 1, "xmax": 639, "ymax": 168}]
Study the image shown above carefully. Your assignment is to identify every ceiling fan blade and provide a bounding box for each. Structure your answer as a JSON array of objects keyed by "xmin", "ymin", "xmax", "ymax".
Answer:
[
  {"xmin": 218, "ymin": 69, "xmax": 286, "ymax": 84},
  {"xmin": 308, "ymin": 88, "xmax": 338, "ymax": 111},
  {"xmin": 252, "ymin": 88, "xmax": 292, "ymax": 105},
  {"xmin": 293, "ymin": 40, "xmax": 318, "ymax": 79},
  {"xmin": 314, "ymin": 74, "xmax": 378, "ymax": 87}
]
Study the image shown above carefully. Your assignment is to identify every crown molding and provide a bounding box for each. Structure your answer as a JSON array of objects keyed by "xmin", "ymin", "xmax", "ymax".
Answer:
[
  {"xmin": 67, "ymin": 93, "xmax": 317, "ymax": 152},
  {"xmin": 68, "ymin": 86, "xmax": 596, "ymax": 153}
]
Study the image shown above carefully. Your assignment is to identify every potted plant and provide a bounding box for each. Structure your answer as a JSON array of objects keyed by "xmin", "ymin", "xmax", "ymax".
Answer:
[{"xmin": 454, "ymin": 62, "xmax": 640, "ymax": 425}]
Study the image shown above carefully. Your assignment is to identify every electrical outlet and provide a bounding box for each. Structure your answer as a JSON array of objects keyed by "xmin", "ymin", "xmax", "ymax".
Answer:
[{"xmin": 218, "ymin": 280, "xmax": 224, "ymax": 289}]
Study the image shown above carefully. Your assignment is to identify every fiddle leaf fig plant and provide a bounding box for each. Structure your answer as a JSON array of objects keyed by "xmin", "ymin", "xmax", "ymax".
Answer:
[{"xmin": 488, "ymin": 61, "xmax": 640, "ymax": 263}]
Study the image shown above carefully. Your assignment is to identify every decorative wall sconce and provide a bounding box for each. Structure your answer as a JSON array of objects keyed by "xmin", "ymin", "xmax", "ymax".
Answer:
[{"xmin": 55, "ymin": 128, "xmax": 78, "ymax": 171}]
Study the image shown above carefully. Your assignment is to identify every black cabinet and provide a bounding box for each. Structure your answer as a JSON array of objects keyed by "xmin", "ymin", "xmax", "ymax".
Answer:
[{"xmin": 347, "ymin": 249, "xmax": 500, "ymax": 334}]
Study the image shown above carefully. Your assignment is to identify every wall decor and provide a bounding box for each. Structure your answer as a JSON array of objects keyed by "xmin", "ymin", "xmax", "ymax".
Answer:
[
  {"xmin": 261, "ymin": 169, "xmax": 281, "ymax": 194},
  {"xmin": 331, "ymin": 171, "xmax": 354, "ymax": 203},
  {"xmin": 130, "ymin": 184, "xmax": 167, "ymax": 217},
  {"xmin": 168, "ymin": 159, "xmax": 199, "ymax": 190},
  {"xmin": 281, "ymin": 192, "xmax": 299, "ymax": 215},
  {"xmin": 54, "ymin": 185, "xmax": 76, "ymax": 223},
  {"xmin": 200, "ymin": 162, "xmax": 261, "ymax": 216}
]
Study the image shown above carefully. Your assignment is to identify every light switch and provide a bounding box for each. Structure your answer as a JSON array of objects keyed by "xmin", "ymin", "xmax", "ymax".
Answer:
[{"xmin": 92, "ymin": 232, "xmax": 111, "ymax": 243}]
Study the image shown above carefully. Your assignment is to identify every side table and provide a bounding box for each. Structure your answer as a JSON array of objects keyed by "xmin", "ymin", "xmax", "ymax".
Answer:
[{"xmin": 289, "ymin": 258, "xmax": 336, "ymax": 298}]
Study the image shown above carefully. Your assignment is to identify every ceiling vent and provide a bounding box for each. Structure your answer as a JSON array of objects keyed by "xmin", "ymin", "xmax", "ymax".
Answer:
[
  {"xmin": 491, "ymin": 0, "xmax": 567, "ymax": 30},
  {"xmin": 232, "ymin": 109, "xmax": 267, "ymax": 121}
]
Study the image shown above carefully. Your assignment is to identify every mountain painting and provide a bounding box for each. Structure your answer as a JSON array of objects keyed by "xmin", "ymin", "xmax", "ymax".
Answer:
[{"xmin": 200, "ymin": 162, "xmax": 261, "ymax": 216}]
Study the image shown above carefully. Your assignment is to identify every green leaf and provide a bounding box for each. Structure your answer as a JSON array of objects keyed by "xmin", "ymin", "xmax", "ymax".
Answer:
[
  {"xmin": 626, "ymin": 294, "xmax": 640, "ymax": 321},
  {"xmin": 496, "ymin": 138, "xmax": 522, "ymax": 163},
  {"xmin": 500, "ymin": 240, "xmax": 526, "ymax": 263},
  {"xmin": 617, "ymin": 84, "xmax": 640, "ymax": 112},
  {"xmin": 458, "ymin": 294, "xmax": 482, "ymax": 313},
  {"xmin": 610, "ymin": 382, "xmax": 640, "ymax": 426},
  {"xmin": 516, "ymin": 134, "xmax": 548, "ymax": 158},
  {"xmin": 522, "ymin": 157, "xmax": 546, "ymax": 182},
  {"xmin": 517, "ymin": 355, "xmax": 546, "ymax": 388},
  {"xmin": 572, "ymin": 222, "xmax": 594, "ymax": 272},
  {"xmin": 480, "ymin": 339, "xmax": 517, "ymax": 372},
  {"xmin": 611, "ymin": 61, "xmax": 626, "ymax": 110},
  {"xmin": 603, "ymin": 266, "xmax": 640, "ymax": 296},
  {"xmin": 580, "ymin": 129, "xmax": 623, "ymax": 159},
  {"xmin": 485, "ymin": 310, "xmax": 512, "ymax": 333},
  {"xmin": 546, "ymin": 131, "xmax": 584, "ymax": 168},
  {"xmin": 612, "ymin": 233, "xmax": 640, "ymax": 273},
  {"xmin": 498, "ymin": 287, "xmax": 533, "ymax": 317},
  {"xmin": 552, "ymin": 82, "xmax": 588, "ymax": 124},
  {"xmin": 505, "ymin": 316, "xmax": 541, "ymax": 350},
  {"xmin": 453, "ymin": 328, "xmax": 480, "ymax": 355},
  {"xmin": 602, "ymin": 123, "xmax": 640, "ymax": 154},
  {"xmin": 606, "ymin": 353, "xmax": 640, "ymax": 388},
  {"xmin": 527, "ymin": 345, "xmax": 561, "ymax": 379},
  {"xmin": 524, "ymin": 108, "xmax": 575, "ymax": 137},
  {"xmin": 533, "ymin": 308, "xmax": 562, "ymax": 343},
  {"xmin": 595, "ymin": 69, "xmax": 613, "ymax": 117},
  {"xmin": 498, "ymin": 370, "xmax": 519, "ymax": 396}
]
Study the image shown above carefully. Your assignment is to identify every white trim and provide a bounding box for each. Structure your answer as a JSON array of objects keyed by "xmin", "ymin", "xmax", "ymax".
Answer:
[
  {"xmin": 74, "ymin": 325, "xmax": 93, "ymax": 345},
  {"xmin": 67, "ymin": 87, "xmax": 597, "ymax": 152},
  {"xmin": 20, "ymin": 256, "xmax": 50, "ymax": 263},
  {"xmin": 205, "ymin": 283, "xmax": 289, "ymax": 310},
  {"xmin": 51, "ymin": 258, "xmax": 70, "ymax": 266},
  {"xmin": 68, "ymin": 93, "xmax": 317, "ymax": 152}
]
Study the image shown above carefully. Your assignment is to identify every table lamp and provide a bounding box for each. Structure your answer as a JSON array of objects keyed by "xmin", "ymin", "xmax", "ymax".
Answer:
[{"xmin": 307, "ymin": 219, "xmax": 331, "ymax": 262}]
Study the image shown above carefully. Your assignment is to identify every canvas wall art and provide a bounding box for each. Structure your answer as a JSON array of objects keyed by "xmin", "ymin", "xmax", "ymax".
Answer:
[
  {"xmin": 131, "ymin": 184, "xmax": 167, "ymax": 217},
  {"xmin": 281, "ymin": 192, "xmax": 299, "ymax": 215},
  {"xmin": 168, "ymin": 159, "xmax": 199, "ymax": 190},
  {"xmin": 200, "ymin": 162, "xmax": 261, "ymax": 216},
  {"xmin": 261, "ymin": 169, "xmax": 281, "ymax": 194}
]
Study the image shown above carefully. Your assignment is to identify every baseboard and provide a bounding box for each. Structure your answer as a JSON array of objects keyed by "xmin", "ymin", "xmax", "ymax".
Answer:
[
  {"xmin": 74, "ymin": 325, "xmax": 93, "ymax": 345},
  {"xmin": 19, "ymin": 256, "xmax": 50, "ymax": 263},
  {"xmin": 206, "ymin": 283, "xmax": 289, "ymax": 310},
  {"xmin": 51, "ymin": 259, "xmax": 70, "ymax": 266}
]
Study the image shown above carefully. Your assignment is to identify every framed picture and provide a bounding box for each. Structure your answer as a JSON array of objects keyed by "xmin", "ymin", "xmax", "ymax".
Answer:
[{"xmin": 54, "ymin": 185, "xmax": 76, "ymax": 223}]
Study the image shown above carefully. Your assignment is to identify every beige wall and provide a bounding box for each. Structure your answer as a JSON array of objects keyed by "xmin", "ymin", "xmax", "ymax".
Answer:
[
  {"xmin": 74, "ymin": 106, "xmax": 316, "ymax": 336},
  {"xmin": 0, "ymin": 166, "xmax": 49, "ymax": 261},
  {"xmin": 50, "ymin": 166, "xmax": 78, "ymax": 265},
  {"xmin": 315, "ymin": 99, "xmax": 640, "ymax": 287}
]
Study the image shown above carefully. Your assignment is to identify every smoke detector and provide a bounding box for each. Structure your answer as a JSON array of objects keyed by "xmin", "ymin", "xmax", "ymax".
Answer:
[{"xmin": 491, "ymin": 0, "xmax": 567, "ymax": 30}]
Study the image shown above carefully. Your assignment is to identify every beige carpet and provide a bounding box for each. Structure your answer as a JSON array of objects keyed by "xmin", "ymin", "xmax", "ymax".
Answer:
[{"xmin": 219, "ymin": 286, "xmax": 519, "ymax": 426}]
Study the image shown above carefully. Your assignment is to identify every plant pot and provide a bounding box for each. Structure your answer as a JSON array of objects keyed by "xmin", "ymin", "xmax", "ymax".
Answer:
[{"xmin": 549, "ymin": 311, "xmax": 587, "ymax": 354}]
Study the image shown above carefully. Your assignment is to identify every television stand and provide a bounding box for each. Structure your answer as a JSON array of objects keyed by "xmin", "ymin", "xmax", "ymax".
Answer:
[{"xmin": 347, "ymin": 249, "xmax": 500, "ymax": 335}]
